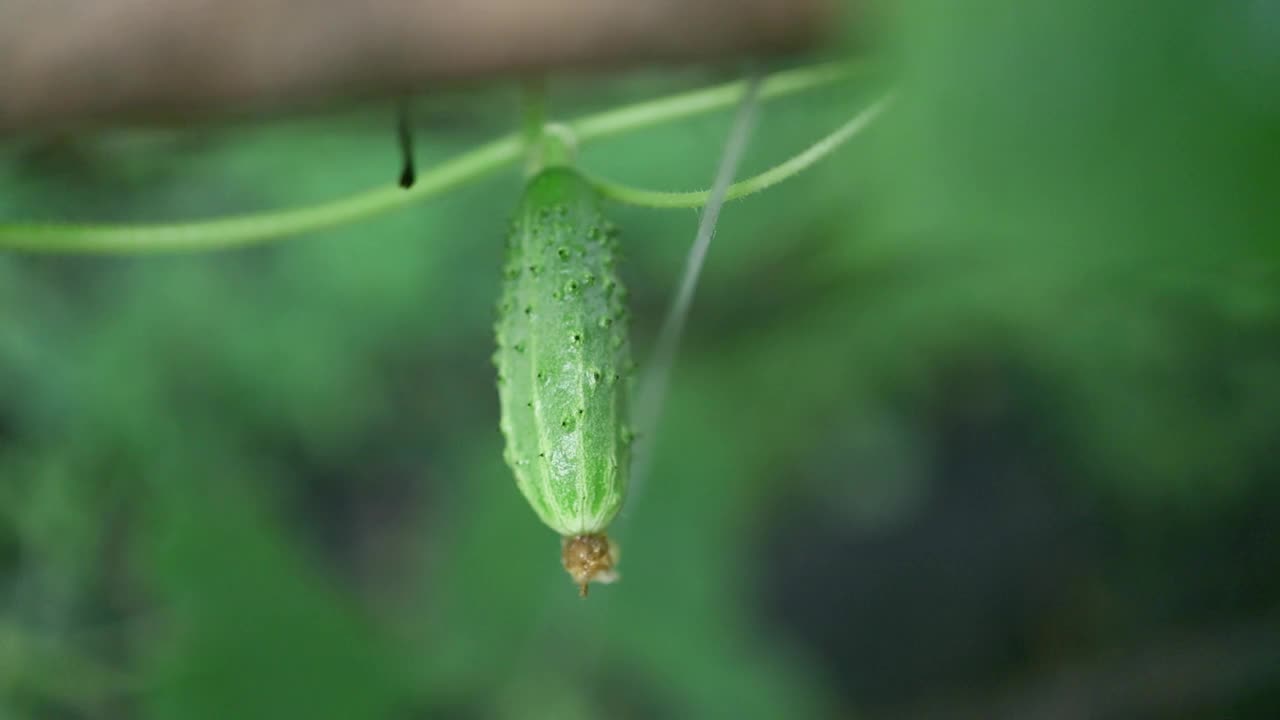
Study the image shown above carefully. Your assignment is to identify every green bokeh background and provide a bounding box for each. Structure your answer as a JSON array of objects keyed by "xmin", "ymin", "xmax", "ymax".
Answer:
[{"xmin": 3, "ymin": 1, "xmax": 1279, "ymax": 717}]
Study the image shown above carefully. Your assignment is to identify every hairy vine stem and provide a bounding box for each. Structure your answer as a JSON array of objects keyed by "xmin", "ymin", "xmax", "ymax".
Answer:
[
  {"xmin": 0, "ymin": 62, "xmax": 872, "ymax": 255},
  {"xmin": 587, "ymin": 93, "xmax": 893, "ymax": 208}
]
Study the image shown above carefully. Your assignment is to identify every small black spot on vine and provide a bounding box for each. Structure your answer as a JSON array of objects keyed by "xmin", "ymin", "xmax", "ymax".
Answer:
[
  {"xmin": 571, "ymin": 333, "xmax": 582, "ymax": 344},
  {"xmin": 524, "ymin": 304, "xmax": 534, "ymax": 315},
  {"xmin": 396, "ymin": 98, "xmax": 416, "ymax": 188},
  {"xmin": 558, "ymin": 247, "xmax": 571, "ymax": 261}
]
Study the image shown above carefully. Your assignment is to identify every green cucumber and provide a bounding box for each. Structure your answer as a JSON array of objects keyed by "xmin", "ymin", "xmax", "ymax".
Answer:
[{"xmin": 494, "ymin": 166, "xmax": 632, "ymax": 595}]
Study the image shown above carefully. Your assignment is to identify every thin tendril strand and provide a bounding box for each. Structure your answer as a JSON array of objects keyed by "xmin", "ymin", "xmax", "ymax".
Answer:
[
  {"xmin": 626, "ymin": 74, "xmax": 764, "ymax": 512},
  {"xmin": 0, "ymin": 62, "xmax": 858, "ymax": 255},
  {"xmin": 587, "ymin": 93, "xmax": 894, "ymax": 208}
]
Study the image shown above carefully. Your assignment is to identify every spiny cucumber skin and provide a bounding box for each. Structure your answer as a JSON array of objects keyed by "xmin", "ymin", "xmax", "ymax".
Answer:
[{"xmin": 494, "ymin": 167, "xmax": 632, "ymax": 537}]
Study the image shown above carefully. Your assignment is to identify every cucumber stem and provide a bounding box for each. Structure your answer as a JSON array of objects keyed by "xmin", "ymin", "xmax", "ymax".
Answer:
[{"xmin": 531, "ymin": 123, "xmax": 578, "ymax": 173}]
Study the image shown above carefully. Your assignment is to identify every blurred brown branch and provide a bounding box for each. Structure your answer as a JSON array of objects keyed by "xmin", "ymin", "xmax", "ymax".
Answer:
[{"xmin": 0, "ymin": 0, "xmax": 836, "ymax": 133}]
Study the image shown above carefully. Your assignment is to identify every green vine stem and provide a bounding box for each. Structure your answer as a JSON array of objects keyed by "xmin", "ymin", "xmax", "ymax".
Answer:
[
  {"xmin": 586, "ymin": 94, "xmax": 893, "ymax": 208},
  {"xmin": 566, "ymin": 62, "xmax": 850, "ymax": 142},
  {"xmin": 0, "ymin": 62, "xmax": 861, "ymax": 255},
  {"xmin": 0, "ymin": 137, "xmax": 523, "ymax": 255},
  {"xmin": 520, "ymin": 77, "xmax": 549, "ymax": 175}
]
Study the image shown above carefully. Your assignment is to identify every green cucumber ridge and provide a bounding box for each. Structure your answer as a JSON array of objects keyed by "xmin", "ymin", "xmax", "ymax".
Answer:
[{"xmin": 495, "ymin": 167, "xmax": 633, "ymax": 536}]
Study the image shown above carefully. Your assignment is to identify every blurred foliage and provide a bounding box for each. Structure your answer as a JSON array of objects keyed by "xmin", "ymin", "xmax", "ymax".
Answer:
[{"xmin": 2, "ymin": 0, "xmax": 1279, "ymax": 718}]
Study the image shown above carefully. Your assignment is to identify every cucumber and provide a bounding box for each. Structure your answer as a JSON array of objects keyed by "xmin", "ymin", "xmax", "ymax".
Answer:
[{"xmin": 494, "ymin": 166, "xmax": 632, "ymax": 595}]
